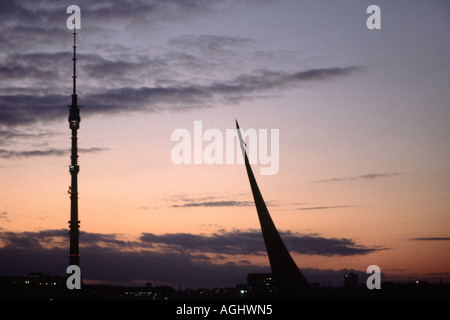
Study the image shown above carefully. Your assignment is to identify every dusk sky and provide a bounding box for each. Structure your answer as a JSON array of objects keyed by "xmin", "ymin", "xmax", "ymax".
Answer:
[{"xmin": 1, "ymin": 0, "xmax": 449, "ymax": 289}]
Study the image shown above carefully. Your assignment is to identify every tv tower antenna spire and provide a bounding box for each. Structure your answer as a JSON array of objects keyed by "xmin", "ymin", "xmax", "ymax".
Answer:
[{"xmin": 68, "ymin": 27, "xmax": 81, "ymax": 267}]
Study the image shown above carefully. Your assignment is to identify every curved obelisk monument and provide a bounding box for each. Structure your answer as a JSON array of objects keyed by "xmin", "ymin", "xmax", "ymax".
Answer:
[{"xmin": 236, "ymin": 120, "xmax": 317, "ymax": 299}]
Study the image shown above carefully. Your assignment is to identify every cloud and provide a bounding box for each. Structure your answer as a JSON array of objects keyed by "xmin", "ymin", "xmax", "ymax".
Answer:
[
  {"xmin": 0, "ymin": 228, "xmax": 266, "ymax": 287},
  {"xmin": 314, "ymin": 172, "xmax": 402, "ymax": 183},
  {"xmin": 140, "ymin": 230, "xmax": 265, "ymax": 256},
  {"xmin": 0, "ymin": 148, "xmax": 66, "ymax": 159},
  {"xmin": 0, "ymin": 228, "xmax": 385, "ymax": 287},
  {"xmin": 297, "ymin": 205, "xmax": 353, "ymax": 211},
  {"xmin": 168, "ymin": 194, "xmax": 277, "ymax": 208},
  {"xmin": 410, "ymin": 237, "xmax": 450, "ymax": 241},
  {"xmin": 0, "ymin": 0, "xmax": 215, "ymax": 27},
  {"xmin": 139, "ymin": 229, "xmax": 383, "ymax": 257},
  {"xmin": 357, "ymin": 173, "xmax": 402, "ymax": 180},
  {"xmin": 202, "ymin": 67, "xmax": 364, "ymax": 96},
  {"xmin": 0, "ymin": 128, "xmax": 56, "ymax": 141},
  {"xmin": 79, "ymin": 147, "xmax": 109, "ymax": 153},
  {"xmin": 172, "ymin": 200, "xmax": 254, "ymax": 208},
  {"xmin": 0, "ymin": 0, "xmax": 230, "ymax": 58},
  {"xmin": 0, "ymin": 64, "xmax": 363, "ymax": 127},
  {"xmin": 0, "ymin": 229, "xmax": 66, "ymax": 249},
  {"xmin": 168, "ymin": 34, "xmax": 255, "ymax": 53},
  {"xmin": 0, "ymin": 1, "xmax": 365, "ymax": 129},
  {"xmin": 0, "ymin": 211, "xmax": 10, "ymax": 222},
  {"xmin": 0, "ymin": 147, "xmax": 108, "ymax": 159},
  {"xmin": 0, "ymin": 52, "xmax": 66, "ymax": 80},
  {"xmin": 281, "ymin": 231, "xmax": 385, "ymax": 256}
]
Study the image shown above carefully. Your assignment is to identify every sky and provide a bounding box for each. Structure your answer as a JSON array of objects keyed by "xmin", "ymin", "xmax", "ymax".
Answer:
[{"xmin": 0, "ymin": 0, "xmax": 449, "ymax": 289}]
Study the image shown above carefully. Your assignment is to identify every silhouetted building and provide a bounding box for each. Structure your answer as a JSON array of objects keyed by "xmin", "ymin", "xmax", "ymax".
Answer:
[
  {"xmin": 0, "ymin": 272, "xmax": 66, "ymax": 300},
  {"xmin": 247, "ymin": 273, "xmax": 277, "ymax": 297},
  {"xmin": 236, "ymin": 120, "xmax": 317, "ymax": 299},
  {"xmin": 344, "ymin": 273, "xmax": 359, "ymax": 289}
]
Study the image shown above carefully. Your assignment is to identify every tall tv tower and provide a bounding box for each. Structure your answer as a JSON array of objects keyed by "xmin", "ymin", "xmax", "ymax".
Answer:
[{"xmin": 68, "ymin": 28, "xmax": 81, "ymax": 267}]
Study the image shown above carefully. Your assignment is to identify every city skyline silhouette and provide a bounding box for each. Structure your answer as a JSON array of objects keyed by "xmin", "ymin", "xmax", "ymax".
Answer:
[{"xmin": 1, "ymin": 1, "xmax": 449, "ymax": 299}]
